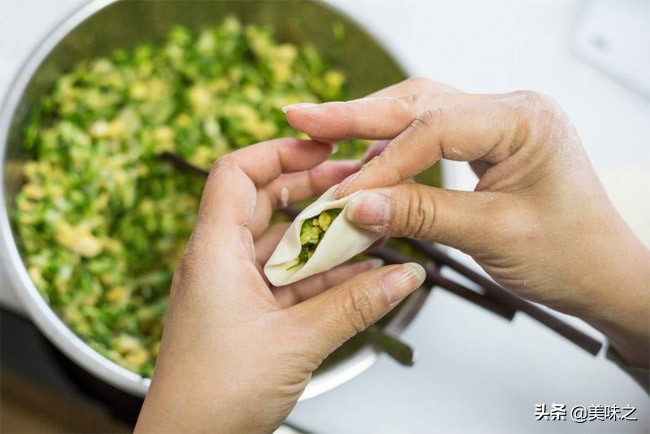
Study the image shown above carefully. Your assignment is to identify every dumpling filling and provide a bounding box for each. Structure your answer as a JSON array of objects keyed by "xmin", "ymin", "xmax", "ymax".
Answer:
[
  {"xmin": 264, "ymin": 184, "xmax": 382, "ymax": 286},
  {"xmin": 289, "ymin": 208, "xmax": 343, "ymax": 270}
]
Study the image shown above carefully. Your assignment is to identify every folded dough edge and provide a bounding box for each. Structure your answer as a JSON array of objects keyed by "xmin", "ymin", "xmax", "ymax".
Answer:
[{"xmin": 264, "ymin": 185, "xmax": 382, "ymax": 286}]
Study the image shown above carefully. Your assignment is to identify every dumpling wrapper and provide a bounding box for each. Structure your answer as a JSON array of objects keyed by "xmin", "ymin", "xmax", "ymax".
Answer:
[{"xmin": 264, "ymin": 185, "xmax": 382, "ymax": 286}]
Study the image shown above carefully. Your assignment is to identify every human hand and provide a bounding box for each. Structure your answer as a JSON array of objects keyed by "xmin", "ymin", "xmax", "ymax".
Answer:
[
  {"xmin": 135, "ymin": 138, "xmax": 426, "ymax": 433},
  {"xmin": 284, "ymin": 78, "xmax": 650, "ymax": 367}
]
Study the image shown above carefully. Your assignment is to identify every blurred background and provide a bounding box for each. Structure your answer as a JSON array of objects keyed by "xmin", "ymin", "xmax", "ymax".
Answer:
[{"xmin": 1, "ymin": 0, "xmax": 648, "ymax": 432}]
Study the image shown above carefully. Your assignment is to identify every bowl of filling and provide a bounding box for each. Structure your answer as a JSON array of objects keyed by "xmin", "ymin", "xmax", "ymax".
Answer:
[{"xmin": 0, "ymin": 0, "xmax": 440, "ymax": 399}]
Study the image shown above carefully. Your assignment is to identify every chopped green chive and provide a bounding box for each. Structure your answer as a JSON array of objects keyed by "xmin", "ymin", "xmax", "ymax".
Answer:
[{"xmin": 288, "ymin": 208, "xmax": 342, "ymax": 270}]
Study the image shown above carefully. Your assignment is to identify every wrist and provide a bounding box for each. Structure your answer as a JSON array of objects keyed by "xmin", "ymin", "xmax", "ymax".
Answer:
[
  {"xmin": 137, "ymin": 388, "xmax": 251, "ymax": 434},
  {"xmin": 576, "ymin": 228, "xmax": 650, "ymax": 367},
  {"xmin": 136, "ymin": 362, "xmax": 252, "ymax": 433}
]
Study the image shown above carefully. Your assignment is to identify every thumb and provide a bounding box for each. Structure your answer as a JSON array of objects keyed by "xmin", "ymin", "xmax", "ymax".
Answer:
[
  {"xmin": 290, "ymin": 264, "xmax": 425, "ymax": 357},
  {"xmin": 345, "ymin": 183, "xmax": 505, "ymax": 251}
]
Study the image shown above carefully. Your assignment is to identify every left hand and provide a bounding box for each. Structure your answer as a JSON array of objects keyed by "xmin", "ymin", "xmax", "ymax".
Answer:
[{"xmin": 135, "ymin": 138, "xmax": 425, "ymax": 433}]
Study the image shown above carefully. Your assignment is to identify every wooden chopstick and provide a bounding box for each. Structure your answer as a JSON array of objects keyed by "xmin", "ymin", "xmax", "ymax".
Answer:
[
  {"xmin": 402, "ymin": 239, "xmax": 603, "ymax": 355},
  {"xmin": 369, "ymin": 248, "xmax": 516, "ymax": 320}
]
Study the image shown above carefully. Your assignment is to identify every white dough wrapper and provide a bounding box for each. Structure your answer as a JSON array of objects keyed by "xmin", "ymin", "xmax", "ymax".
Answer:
[{"xmin": 264, "ymin": 185, "xmax": 382, "ymax": 286}]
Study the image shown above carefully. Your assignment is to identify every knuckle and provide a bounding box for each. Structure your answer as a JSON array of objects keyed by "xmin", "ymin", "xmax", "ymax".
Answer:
[
  {"xmin": 411, "ymin": 108, "xmax": 441, "ymax": 130},
  {"xmin": 407, "ymin": 189, "xmax": 437, "ymax": 239},
  {"xmin": 339, "ymin": 286, "xmax": 377, "ymax": 333},
  {"xmin": 173, "ymin": 250, "xmax": 195, "ymax": 289},
  {"xmin": 175, "ymin": 229, "xmax": 205, "ymax": 277},
  {"xmin": 396, "ymin": 188, "xmax": 437, "ymax": 240},
  {"xmin": 396, "ymin": 93, "xmax": 421, "ymax": 111},
  {"xmin": 208, "ymin": 154, "xmax": 234, "ymax": 179},
  {"xmin": 510, "ymin": 90, "xmax": 567, "ymax": 129},
  {"xmin": 512, "ymin": 90, "xmax": 548, "ymax": 108},
  {"xmin": 396, "ymin": 94, "xmax": 437, "ymax": 115},
  {"xmin": 339, "ymin": 102, "xmax": 357, "ymax": 138},
  {"xmin": 505, "ymin": 91, "xmax": 572, "ymax": 147}
]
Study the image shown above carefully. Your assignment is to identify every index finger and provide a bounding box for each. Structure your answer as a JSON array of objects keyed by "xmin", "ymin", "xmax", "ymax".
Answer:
[
  {"xmin": 283, "ymin": 77, "xmax": 461, "ymax": 142},
  {"xmin": 285, "ymin": 93, "xmax": 488, "ymax": 142},
  {"xmin": 192, "ymin": 138, "xmax": 334, "ymax": 251}
]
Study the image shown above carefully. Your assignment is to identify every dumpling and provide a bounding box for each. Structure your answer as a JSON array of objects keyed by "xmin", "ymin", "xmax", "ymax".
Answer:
[{"xmin": 264, "ymin": 185, "xmax": 382, "ymax": 286}]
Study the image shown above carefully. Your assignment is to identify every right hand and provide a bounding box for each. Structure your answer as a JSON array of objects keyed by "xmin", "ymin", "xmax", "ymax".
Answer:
[{"xmin": 284, "ymin": 77, "xmax": 650, "ymax": 367}]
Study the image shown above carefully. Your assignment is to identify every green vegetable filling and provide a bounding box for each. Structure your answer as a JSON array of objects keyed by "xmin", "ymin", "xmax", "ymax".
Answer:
[
  {"xmin": 289, "ymin": 208, "xmax": 342, "ymax": 270},
  {"xmin": 13, "ymin": 18, "xmax": 370, "ymax": 377}
]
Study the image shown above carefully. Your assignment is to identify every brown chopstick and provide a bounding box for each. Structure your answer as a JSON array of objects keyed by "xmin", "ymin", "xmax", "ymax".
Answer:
[
  {"xmin": 369, "ymin": 248, "xmax": 516, "ymax": 320},
  {"xmin": 160, "ymin": 151, "xmax": 210, "ymax": 177},
  {"xmin": 402, "ymin": 239, "xmax": 603, "ymax": 355}
]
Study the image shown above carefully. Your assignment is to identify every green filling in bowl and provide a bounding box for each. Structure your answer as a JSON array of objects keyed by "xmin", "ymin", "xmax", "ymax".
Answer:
[{"xmin": 13, "ymin": 18, "xmax": 370, "ymax": 377}]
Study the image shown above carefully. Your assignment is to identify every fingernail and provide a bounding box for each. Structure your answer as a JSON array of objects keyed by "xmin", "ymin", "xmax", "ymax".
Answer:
[
  {"xmin": 331, "ymin": 144, "xmax": 339, "ymax": 155},
  {"xmin": 282, "ymin": 103, "xmax": 318, "ymax": 113},
  {"xmin": 367, "ymin": 258, "xmax": 384, "ymax": 269},
  {"xmin": 345, "ymin": 192, "xmax": 390, "ymax": 226},
  {"xmin": 381, "ymin": 263, "xmax": 426, "ymax": 305}
]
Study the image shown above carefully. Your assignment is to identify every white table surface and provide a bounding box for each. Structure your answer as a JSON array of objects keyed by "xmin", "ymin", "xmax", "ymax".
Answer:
[{"xmin": 1, "ymin": 1, "xmax": 648, "ymax": 433}]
